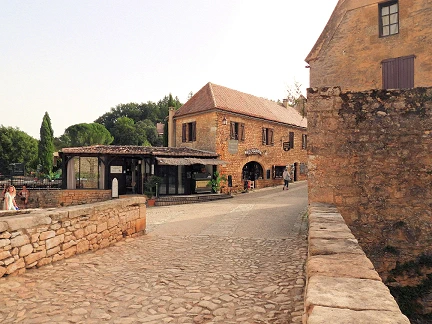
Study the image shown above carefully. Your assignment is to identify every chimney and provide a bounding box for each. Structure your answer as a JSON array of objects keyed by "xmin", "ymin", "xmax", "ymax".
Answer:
[
  {"xmin": 282, "ymin": 99, "xmax": 289, "ymax": 108},
  {"xmin": 168, "ymin": 107, "xmax": 175, "ymax": 147}
]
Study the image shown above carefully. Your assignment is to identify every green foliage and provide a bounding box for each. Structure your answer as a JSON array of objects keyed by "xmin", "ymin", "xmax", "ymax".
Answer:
[
  {"xmin": 144, "ymin": 175, "xmax": 163, "ymax": 197},
  {"xmin": 207, "ymin": 171, "xmax": 227, "ymax": 193},
  {"xmin": 110, "ymin": 117, "xmax": 156, "ymax": 146},
  {"xmin": 60, "ymin": 123, "xmax": 113, "ymax": 147},
  {"xmin": 38, "ymin": 112, "xmax": 55, "ymax": 177},
  {"xmin": 94, "ymin": 94, "xmax": 182, "ymax": 146},
  {"xmin": 286, "ymin": 81, "xmax": 303, "ymax": 107},
  {"xmin": 0, "ymin": 126, "xmax": 38, "ymax": 175}
]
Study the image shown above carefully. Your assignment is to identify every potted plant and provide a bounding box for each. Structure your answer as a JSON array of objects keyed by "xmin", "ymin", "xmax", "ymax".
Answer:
[
  {"xmin": 144, "ymin": 175, "xmax": 163, "ymax": 206},
  {"xmin": 207, "ymin": 171, "xmax": 227, "ymax": 194}
]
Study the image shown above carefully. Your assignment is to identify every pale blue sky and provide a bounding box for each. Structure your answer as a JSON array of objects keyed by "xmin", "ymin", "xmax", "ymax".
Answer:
[{"xmin": 1, "ymin": 0, "xmax": 338, "ymax": 139}]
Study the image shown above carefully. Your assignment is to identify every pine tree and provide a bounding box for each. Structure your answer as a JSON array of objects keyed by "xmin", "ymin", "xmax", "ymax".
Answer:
[{"xmin": 38, "ymin": 112, "xmax": 54, "ymax": 178}]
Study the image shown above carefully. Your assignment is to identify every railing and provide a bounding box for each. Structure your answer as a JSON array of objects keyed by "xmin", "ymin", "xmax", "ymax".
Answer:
[{"xmin": 0, "ymin": 176, "xmax": 62, "ymax": 190}]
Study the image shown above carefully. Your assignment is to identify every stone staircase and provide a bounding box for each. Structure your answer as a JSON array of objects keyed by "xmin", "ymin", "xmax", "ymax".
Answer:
[{"xmin": 154, "ymin": 194, "xmax": 233, "ymax": 206}]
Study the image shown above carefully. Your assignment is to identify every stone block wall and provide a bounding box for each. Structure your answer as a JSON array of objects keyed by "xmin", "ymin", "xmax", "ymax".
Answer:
[
  {"xmin": 0, "ymin": 197, "xmax": 146, "ymax": 278},
  {"xmin": 304, "ymin": 203, "xmax": 409, "ymax": 324},
  {"xmin": 307, "ymin": 86, "xmax": 432, "ymax": 319},
  {"xmin": 17, "ymin": 189, "xmax": 112, "ymax": 209}
]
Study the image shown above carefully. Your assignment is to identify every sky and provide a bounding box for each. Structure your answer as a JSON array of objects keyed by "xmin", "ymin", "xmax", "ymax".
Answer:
[{"xmin": 1, "ymin": 0, "xmax": 338, "ymax": 139}]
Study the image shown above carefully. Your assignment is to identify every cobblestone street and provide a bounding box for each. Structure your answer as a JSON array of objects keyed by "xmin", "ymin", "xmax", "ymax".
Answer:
[{"xmin": 0, "ymin": 182, "xmax": 308, "ymax": 323}]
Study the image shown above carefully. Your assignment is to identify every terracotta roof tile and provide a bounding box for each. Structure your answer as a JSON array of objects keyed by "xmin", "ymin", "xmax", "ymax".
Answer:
[
  {"xmin": 175, "ymin": 82, "xmax": 307, "ymax": 128},
  {"xmin": 61, "ymin": 145, "xmax": 218, "ymax": 157}
]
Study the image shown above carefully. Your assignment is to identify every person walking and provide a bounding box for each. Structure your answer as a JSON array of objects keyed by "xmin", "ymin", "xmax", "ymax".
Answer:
[
  {"xmin": 282, "ymin": 167, "xmax": 291, "ymax": 190},
  {"xmin": 3, "ymin": 185, "xmax": 18, "ymax": 210}
]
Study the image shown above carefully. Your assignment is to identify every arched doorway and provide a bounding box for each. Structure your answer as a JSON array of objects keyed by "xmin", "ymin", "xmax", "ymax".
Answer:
[{"xmin": 242, "ymin": 161, "xmax": 263, "ymax": 182}]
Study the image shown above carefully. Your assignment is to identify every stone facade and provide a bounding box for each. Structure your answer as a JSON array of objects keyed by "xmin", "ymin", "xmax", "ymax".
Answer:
[
  {"xmin": 0, "ymin": 197, "xmax": 146, "ymax": 278},
  {"xmin": 307, "ymin": 86, "xmax": 432, "ymax": 320},
  {"xmin": 306, "ymin": 0, "xmax": 432, "ymax": 91},
  {"xmin": 175, "ymin": 111, "xmax": 308, "ymax": 192}
]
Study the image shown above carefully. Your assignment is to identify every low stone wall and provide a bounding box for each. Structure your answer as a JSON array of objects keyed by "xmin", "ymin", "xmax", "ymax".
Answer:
[
  {"xmin": 19, "ymin": 189, "xmax": 112, "ymax": 209},
  {"xmin": 303, "ymin": 203, "xmax": 409, "ymax": 324},
  {"xmin": 0, "ymin": 197, "xmax": 146, "ymax": 278}
]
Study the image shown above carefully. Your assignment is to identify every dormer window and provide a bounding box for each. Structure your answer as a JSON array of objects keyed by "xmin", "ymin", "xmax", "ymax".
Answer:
[{"xmin": 379, "ymin": 1, "xmax": 399, "ymax": 37}]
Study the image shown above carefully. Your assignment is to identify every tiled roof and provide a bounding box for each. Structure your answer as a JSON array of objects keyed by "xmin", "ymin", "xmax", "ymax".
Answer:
[
  {"xmin": 174, "ymin": 82, "xmax": 307, "ymax": 128},
  {"xmin": 61, "ymin": 145, "xmax": 218, "ymax": 157}
]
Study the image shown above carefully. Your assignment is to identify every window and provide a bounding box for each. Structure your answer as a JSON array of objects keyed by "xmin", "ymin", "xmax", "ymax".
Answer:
[
  {"xmin": 302, "ymin": 134, "xmax": 307, "ymax": 150},
  {"xmin": 273, "ymin": 166, "xmax": 286, "ymax": 179},
  {"xmin": 181, "ymin": 122, "xmax": 196, "ymax": 142},
  {"xmin": 230, "ymin": 122, "xmax": 245, "ymax": 141},
  {"xmin": 379, "ymin": 1, "xmax": 399, "ymax": 37},
  {"xmin": 382, "ymin": 55, "xmax": 415, "ymax": 89},
  {"xmin": 262, "ymin": 128, "xmax": 274, "ymax": 145},
  {"xmin": 289, "ymin": 132, "xmax": 295, "ymax": 149}
]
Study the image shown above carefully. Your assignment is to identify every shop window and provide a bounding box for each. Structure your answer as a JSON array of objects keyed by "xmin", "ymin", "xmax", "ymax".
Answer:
[
  {"xmin": 230, "ymin": 122, "xmax": 245, "ymax": 141},
  {"xmin": 182, "ymin": 122, "xmax": 196, "ymax": 142},
  {"xmin": 262, "ymin": 128, "xmax": 274, "ymax": 145},
  {"xmin": 273, "ymin": 166, "xmax": 286, "ymax": 179},
  {"xmin": 379, "ymin": 1, "xmax": 399, "ymax": 37}
]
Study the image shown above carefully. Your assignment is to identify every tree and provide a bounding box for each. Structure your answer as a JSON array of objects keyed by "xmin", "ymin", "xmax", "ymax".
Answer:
[
  {"xmin": 111, "ymin": 117, "xmax": 149, "ymax": 146},
  {"xmin": 0, "ymin": 126, "xmax": 38, "ymax": 176},
  {"xmin": 94, "ymin": 94, "xmax": 182, "ymax": 147},
  {"xmin": 38, "ymin": 112, "xmax": 55, "ymax": 178},
  {"xmin": 61, "ymin": 123, "xmax": 114, "ymax": 147},
  {"xmin": 286, "ymin": 81, "xmax": 307, "ymax": 117},
  {"xmin": 286, "ymin": 81, "xmax": 303, "ymax": 107}
]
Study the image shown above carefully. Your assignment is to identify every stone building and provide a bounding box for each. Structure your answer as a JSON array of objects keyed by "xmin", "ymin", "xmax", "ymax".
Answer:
[
  {"xmin": 168, "ymin": 82, "xmax": 308, "ymax": 193},
  {"xmin": 306, "ymin": 0, "xmax": 432, "ymax": 91}
]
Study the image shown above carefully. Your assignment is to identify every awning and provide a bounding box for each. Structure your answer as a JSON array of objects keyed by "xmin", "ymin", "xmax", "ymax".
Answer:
[{"xmin": 156, "ymin": 157, "xmax": 228, "ymax": 166}]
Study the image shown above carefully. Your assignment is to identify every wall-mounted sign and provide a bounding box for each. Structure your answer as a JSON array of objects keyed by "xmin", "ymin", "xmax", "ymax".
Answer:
[
  {"xmin": 283, "ymin": 142, "xmax": 291, "ymax": 151},
  {"xmin": 228, "ymin": 140, "xmax": 238, "ymax": 155},
  {"xmin": 110, "ymin": 166, "xmax": 123, "ymax": 174},
  {"xmin": 245, "ymin": 148, "xmax": 262, "ymax": 156}
]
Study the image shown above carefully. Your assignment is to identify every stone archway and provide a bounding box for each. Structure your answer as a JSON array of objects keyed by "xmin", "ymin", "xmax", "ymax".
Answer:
[{"xmin": 242, "ymin": 161, "xmax": 263, "ymax": 181}]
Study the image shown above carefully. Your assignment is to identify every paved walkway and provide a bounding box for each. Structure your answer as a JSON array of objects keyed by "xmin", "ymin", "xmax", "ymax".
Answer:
[{"xmin": 0, "ymin": 182, "xmax": 308, "ymax": 324}]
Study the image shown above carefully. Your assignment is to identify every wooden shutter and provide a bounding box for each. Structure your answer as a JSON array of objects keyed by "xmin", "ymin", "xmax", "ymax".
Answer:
[
  {"xmin": 302, "ymin": 134, "xmax": 307, "ymax": 149},
  {"xmin": 399, "ymin": 55, "xmax": 414, "ymax": 89},
  {"xmin": 191, "ymin": 122, "xmax": 196, "ymax": 141},
  {"xmin": 289, "ymin": 132, "xmax": 294, "ymax": 149},
  {"xmin": 230, "ymin": 122, "xmax": 235, "ymax": 140},
  {"xmin": 182, "ymin": 123, "xmax": 187, "ymax": 142},
  {"xmin": 269, "ymin": 129, "xmax": 274, "ymax": 145},
  {"xmin": 382, "ymin": 55, "xmax": 415, "ymax": 89},
  {"xmin": 239, "ymin": 123, "xmax": 245, "ymax": 141},
  {"xmin": 262, "ymin": 128, "xmax": 267, "ymax": 145}
]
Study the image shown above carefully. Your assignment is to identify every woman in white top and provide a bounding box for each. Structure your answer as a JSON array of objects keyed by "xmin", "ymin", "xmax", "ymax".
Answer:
[{"xmin": 4, "ymin": 185, "xmax": 18, "ymax": 210}]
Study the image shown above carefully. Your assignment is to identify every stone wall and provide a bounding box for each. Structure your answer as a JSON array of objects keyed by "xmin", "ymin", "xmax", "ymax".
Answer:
[
  {"xmin": 17, "ymin": 189, "xmax": 112, "ymax": 210},
  {"xmin": 0, "ymin": 197, "xmax": 146, "ymax": 278},
  {"xmin": 304, "ymin": 203, "xmax": 409, "ymax": 323},
  {"xmin": 307, "ymin": 86, "xmax": 432, "ymax": 320}
]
